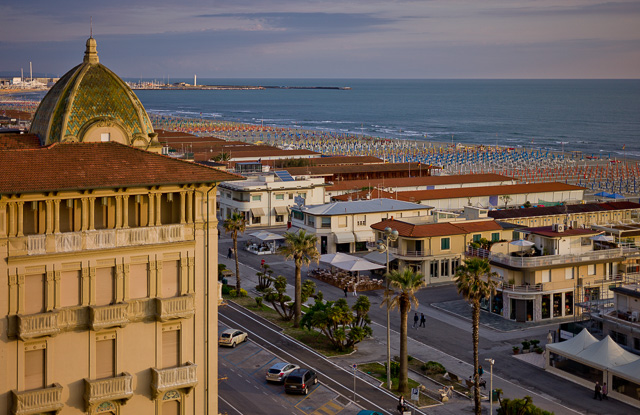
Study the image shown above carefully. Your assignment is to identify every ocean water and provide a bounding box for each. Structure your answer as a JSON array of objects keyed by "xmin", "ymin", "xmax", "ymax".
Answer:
[{"xmin": 20, "ymin": 79, "xmax": 640, "ymax": 157}]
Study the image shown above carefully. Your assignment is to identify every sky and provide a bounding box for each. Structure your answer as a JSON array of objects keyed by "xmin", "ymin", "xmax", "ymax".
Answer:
[{"xmin": 1, "ymin": 0, "xmax": 639, "ymax": 79}]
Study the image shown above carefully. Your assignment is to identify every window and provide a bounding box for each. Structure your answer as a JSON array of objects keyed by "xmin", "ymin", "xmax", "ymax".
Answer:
[
  {"xmin": 512, "ymin": 231, "xmax": 520, "ymax": 240},
  {"xmin": 634, "ymin": 337, "xmax": 640, "ymax": 351},
  {"xmin": 252, "ymin": 214, "xmax": 261, "ymax": 224},
  {"xmin": 292, "ymin": 210, "xmax": 304, "ymax": 220},
  {"xmin": 356, "ymin": 215, "xmax": 366, "ymax": 226},
  {"xmin": 321, "ymin": 217, "xmax": 331, "ymax": 228},
  {"xmin": 440, "ymin": 238, "xmax": 450, "ymax": 250},
  {"xmin": 541, "ymin": 295, "xmax": 551, "ymax": 319},
  {"xmin": 96, "ymin": 336, "xmax": 116, "ymax": 379},
  {"xmin": 472, "ymin": 234, "xmax": 481, "ymax": 243},
  {"xmin": 610, "ymin": 330, "xmax": 628, "ymax": 346},
  {"xmin": 95, "ymin": 267, "xmax": 115, "ymax": 306},
  {"xmin": 491, "ymin": 232, "xmax": 500, "ymax": 242},
  {"xmin": 60, "ymin": 270, "xmax": 81, "ymax": 307},
  {"xmin": 587, "ymin": 264, "xmax": 596, "ymax": 276},
  {"xmin": 289, "ymin": 193, "xmax": 294, "ymax": 200},
  {"xmin": 338, "ymin": 216, "xmax": 347, "ymax": 228},
  {"xmin": 430, "ymin": 261, "xmax": 439, "ymax": 278},
  {"xmin": 297, "ymin": 192, "xmax": 306, "ymax": 199},
  {"xmin": 129, "ymin": 263, "xmax": 149, "ymax": 299},
  {"xmin": 440, "ymin": 261, "xmax": 449, "ymax": 277},
  {"xmin": 542, "ymin": 269, "xmax": 551, "ymax": 283},
  {"xmin": 275, "ymin": 215, "xmax": 284, "ymax": 223},
  {"xmin": 25, "ymin": 345, "xmax": 46, "ymax": 390},
  {"xmin": 162, "ymin": 328, "xmax": 181, "ymax": 369},
  {"xmin": 306, "ymin": 216, "xmax": 315, "ymax": 227},
  {"xmin": 275, "ymin": 194, "xmax": 284, "ymax": 200},
  {"xmin": 251, "ymin": 195, "xmax": 261, "ymax": 202},
  {"xmin": 25, "ymin": 273, "xmax": 46, "ymax": 314},
  {"xmin": 565, "ymin": 292, "xmax": 573, "ymax": 316},
  {"xmin": 100, "ymin": 133, "xmax": 110, "ymax": 142},
  {"xmin": 162, "ymin": 260, "xmax": 180, "ymax": 298},
  {"xmin": 163, "ymin": 398, "xmax": 181, "ymax": 415},
  {"xmin": 565, "ymin": 267, "xmax": 574, "ymax": 280}
]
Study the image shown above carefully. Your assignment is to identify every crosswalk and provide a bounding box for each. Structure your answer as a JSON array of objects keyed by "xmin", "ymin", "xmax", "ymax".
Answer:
[{"xmin": 311, "ymin": 400, "xmax": 343, "ymax": 415}]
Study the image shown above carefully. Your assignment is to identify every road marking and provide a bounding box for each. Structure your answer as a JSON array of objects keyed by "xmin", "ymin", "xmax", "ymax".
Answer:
[
  {"xmin": 312, "ymin": 400, "xmax": 343, "ymax": 415},
  {"xmin": 219, "ymin": 395, "xmax": 243, "ymax": 414},
  {"xmin": 220, "ymin": 303, "xmax": 411, "ymax": 415}
]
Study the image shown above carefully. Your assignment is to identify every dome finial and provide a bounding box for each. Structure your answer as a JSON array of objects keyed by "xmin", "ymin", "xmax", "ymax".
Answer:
[
  {"xmin": 84, "ymin": 18, "xmax": 99, "ymax": 64},
  {"xmin": 90, "ymin": 16, "xmax": 93, "ymax": 38}
]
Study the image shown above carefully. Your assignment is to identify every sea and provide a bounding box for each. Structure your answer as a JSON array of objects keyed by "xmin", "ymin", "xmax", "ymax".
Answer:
[{"xmin": 17, "ymin": 79, "xmax": 640, "ymax": 158}]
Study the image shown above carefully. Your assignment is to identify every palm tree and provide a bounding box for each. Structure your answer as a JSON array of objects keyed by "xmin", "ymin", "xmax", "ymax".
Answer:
[
  {"xmin": 383, "ymin": 267, "xmax": 425, "ymax": 395},
  {"xmin": 278, "ymin": 229, "xmax": 320, "ymax": 327},
  {"xmin": 223, "ymin": 212, "xmax": 246, "ymax": 293},
  {"xmin": 454, "ymin": 257, "xmax": 498, "ymax": 415}
]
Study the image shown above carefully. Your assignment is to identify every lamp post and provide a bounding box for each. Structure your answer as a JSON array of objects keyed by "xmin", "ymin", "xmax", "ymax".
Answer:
[
  {"xmin": 378, "ymin": 226, "xmax": 399, "ymax": 390},
  {"xmin": 485, "ymin": 358, "xmax": 495, "ymax": 415}
]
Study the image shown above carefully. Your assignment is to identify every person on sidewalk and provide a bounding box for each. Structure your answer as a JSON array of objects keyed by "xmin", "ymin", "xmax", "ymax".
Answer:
[
  {"xmin": 343, "ymin": 285, "xmax": 348, "ymax": 298},
  {"xmin": 352, "ymin": 283, "xmax": 357, "ymax": 297},
  {"xmin": 227, "ymin": 247, "xmax": 233, "ymax": 258},
  {"xmin": 413, "ymin": 312, "xmax": 419, "ymax": 329},
  {"xmin": 594, "ymin": 381, "xmax": 602, "ymax": 400},
  {"xmin": 397, "ymin": 395, "xmax": 406, "ymax": 412},
  {"xmin": 602, "ymin": 382, "xmax": 608, "ymax": 400},
  {"xmin": 478, "ymin": 365, "xmax": 484, "ymax": 377},
  {"xmin": 419, "ymin": 313, "xmax": 426, "ymax": 328}
]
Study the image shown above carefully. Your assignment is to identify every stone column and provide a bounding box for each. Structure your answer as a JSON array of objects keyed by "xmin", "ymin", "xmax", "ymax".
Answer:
[
  {"xmin": 53, "ymin": 200, "xmax": 60, "ymax": 233},
  {"xmin": 149, "ymin": 261, "xmax": 158, "ymax": 297},
  {"xmin": 155, "ymin": 194, "xmax": 162, "ymax": 226},
  {"xmin": 187, "ymin": 257, "xmax": 195, "ymax": 293},
  {"xmin": 45, "ymin": 271, "xmax": 55, "ymax": 311},
  {"xmin": 115, "ymin": 195, "xmax": 123, "ymax": 229},
  {"xmin": 8, "ymin": 273, "xmax": 18, "ymax": 315},
  {"xmin": 0, "ymin": 202, "xmax": 7, "ymax": 238},
  {"xmin": 82, "ymin": 267, "xmax": 91, "ymax": 306},
  {"xmin": 180, "ymin": 191, "xmax": 186, "ymax": 224},
  {"xmin": 180, "ymin": 258, "xmax": 188, "ymax": 295},
  {"xmin": 81, "ymin": 198, "xmax": 89, "ymax": 231},
  {"xmin": 17, "ymin": 273, "xmax": 25, "ymax": 314},
  {"xmin": 17, "ymin": 201, "xmax": 24, "ymax": 237},
  {"xmin": 88, "ymin": 267, "xmax": 96, "ymax": 305},
  {"xmin": 147, "ymin": 194, "xmax": 154, "ymax": 227},
  {"xmin": 45, "ymin": 200, "xmax": 54, "ymax": 234},
  {"xmin": 186, "ymin": 191, "xmax": 193, "ymax": 224},
  {"xmin": 88, "ymin": 197, "xmax": 96, "ymax": 230},
  {"xmin": 123, "ymin": 264, "xmax": 130, "ymax": 301},
  {"xmin": 122, "ymin": 195, "xmax": 129, "ymax": 228}
]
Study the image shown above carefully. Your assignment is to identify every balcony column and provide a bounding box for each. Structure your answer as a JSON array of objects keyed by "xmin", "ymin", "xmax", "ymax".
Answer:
[
  {"xmin": 115, "ymin": 264, "xmax": 125, "ymax": 303},
  {"xmin": 115, "ymin": 195, "xmax": 123, "ymax": 229},
  {"xmin": 186, "ymin": 191, "xmax": 193, "ymax": 224},
  {"xmin": 155, "ymin": 193, "xmax": 162, "ymax": 226},
  {"xmin": 0, "ymin": 201, "xmax": 6, "ymax": 238},
  {"xmin": 448, "ymin": 258, "xmax": 453, "ymax": 278},
  {"xmin": 180, "ymin": 191, "xmax": 186, "ymax": 224},
  {"xmin": 53, "ymin": 271, "xmax": 61, "ymax": 309},
  {"xmin": 17, "ymin": 201, "xmax": 24, "ymax": 236},
  {"xmin": 147, "ymin": 194, "xmax": 155, "ymax": 227},
  {"xmin": 45, "ymin": 199, "xmax": 54, "ymax": 234},
  {"xmin": 122, "ymin": 195, "xmax": 129, "ymax": 228},
  {"xmin": 7, "ymin": 201, "xmax": 17, "ymax": 237},
  {"xmin": 82, "ymin": 268, "xmax": 91, "ymax": 306},
  {"xmin": 45, "ymin": 271, "xmax": 55, "ymax": 311},
  {"xmin": 180, "ymin": 258, "xmax": 188, "ymax": 295},
  {"xmin": 53, "ymin": 200, "xmax": 60, "ymax": 233},
  {"xmin": 88, "ymin": 197, "xmax": 96, "ymax": 230},
  {"xmin": 81, "ymin": 198, "xmax": 89, "ymax": 231}
]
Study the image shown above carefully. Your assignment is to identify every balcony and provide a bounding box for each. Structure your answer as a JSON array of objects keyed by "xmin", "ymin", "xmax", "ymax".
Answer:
[
  {"xmin": 155, "ymin": 294, "xmax": 195, "ymax": 321},
  {"xmin": 90, "ymin": 303, "xmax": 129, "ymax": 331},
  {"xmin": 396, "ymin": 249, "xmax": 432, "ymax": 258},
  {"xmin": 151, "ymin": 362, "xmax": 198, "ymax": 398},
  {"xmin": 602, "ymin": 310, "xmax": 640, "ymax": 327},
  {"xmin": 84, "ymin": 373, "xmax": 133, "ymax": 411},
  {"xmin": 12, "ymin": 383, "xmax": 63, "ymax": 415},
  {"xmin": 17, "ymin": 311, "xmax": 60, "ymax": 340},
  {"xmin": 27, "ymin": 235, "xmax": 46, "ymax": 255},
  {"xmin": 500, "ymin": 283, "xmax": 544, "ymax": 293}
]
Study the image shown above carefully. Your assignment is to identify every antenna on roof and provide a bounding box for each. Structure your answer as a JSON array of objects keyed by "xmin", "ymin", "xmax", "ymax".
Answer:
[{"xmin": 90, "ymin": 16, "xmax": 93, "ymax": 38}]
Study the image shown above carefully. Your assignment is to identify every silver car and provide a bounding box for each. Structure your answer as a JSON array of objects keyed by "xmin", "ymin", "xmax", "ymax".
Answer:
[{"xmin": 266, "ymin": 362, "xmax": 300, "ymax": 383}]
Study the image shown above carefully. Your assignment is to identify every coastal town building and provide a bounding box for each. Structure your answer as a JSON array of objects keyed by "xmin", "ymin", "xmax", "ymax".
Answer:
[
  {"xmin": 0, "ymin": 37, "xmax": 239, "ymax": 415},
  {"xmin": 217, "ymin": 173, "xmax": 326, "ymax": 227},
  {"xmin": 290, "ymin": 198, "xmax": 432, "ymax": 254},
  {"xmin": 599, "ymin": 281, "xmax": 640, "ymax": 355},
  {"xmin": 279, "ymin": 161, "xmax": 436, "ymax": 182}
]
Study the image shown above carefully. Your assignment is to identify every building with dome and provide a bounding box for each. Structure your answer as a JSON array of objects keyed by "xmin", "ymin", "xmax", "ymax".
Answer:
[
  {"xmin": 29, "ymin": 37, "xmax": 161, "ymax": 152},
  {"xmin": 0, "ymin": 38, "xmax": 241, "ymax": 415}
]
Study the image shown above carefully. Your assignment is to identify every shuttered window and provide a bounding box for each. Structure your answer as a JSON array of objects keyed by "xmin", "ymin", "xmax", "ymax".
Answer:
[
  {"xmin": 162, "ymin": 261, "xmax": 180, "ymax": 298},
  {"xmin": 25, "ymin": 348, "xmax": 46, "ymax": 390},
  {"xmin": 96, "ymin": 339, "xmax": 115, "ymax": 379},
  {"xmin": 162, "ymin": 329, "xmax": 181, "ymax": 369},
  {"xmin": 129, "ymin": 263, "xmax": 149, "ymax": 299},
  {"xmin": 60, "ymin": 270, "xmax": 81, "ymax": 307},
  {"xmin": 25, "ymin": 274, "xmax": 46, "ymax": 314},
  {"xmin": 163, "ymin": 399, "xmax": 180, "ymax": 415},
  {"xmin": 95, "ymin": 267, "xmax": 115, "ymax": 306}
]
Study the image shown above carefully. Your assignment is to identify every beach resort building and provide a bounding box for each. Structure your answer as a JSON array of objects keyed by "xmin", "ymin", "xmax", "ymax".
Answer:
[
  {"xmin": 599, "ymin": 281, "xmax": 640, "ymax": 355},
  {"xmin": 473, "ymin": 225, "xmax": 640, "ymax": 323},
  {"xmin": 290, "ymin": 198, "xmax": 432, "ymax": 255},
  {"xmin": 217, "ymin": 172, "xmax": 326, "ymax": 227},
  {"xmin": 0, "ymin": 37, "xmax": 239, "ymax": 415}
]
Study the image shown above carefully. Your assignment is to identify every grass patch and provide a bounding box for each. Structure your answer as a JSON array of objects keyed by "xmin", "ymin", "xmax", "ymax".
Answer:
[
  {"xmin": 404, "ymin": 356, "xmax": 468, "ymax": 394},
  {"xmin": 358, "ymin": 362, "xmax": 439, "ymax": 407}
]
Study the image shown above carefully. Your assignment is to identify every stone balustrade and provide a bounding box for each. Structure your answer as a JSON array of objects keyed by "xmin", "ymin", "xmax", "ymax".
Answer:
[
  {"xmin": 12, "ymin": 383, "xmax": 63, "ymax": 415},
  {"xmin": 155, "ymin": 294, "xmax": 195, "ymax": 321},
  {"xmin": 90, "ymin": 303, "xmax": 129, "ymax": 331},
  {"xmin": 151, "ymin": 362, "xmax": 198, "ymax": 398},
  {"xmin": 17, "ymin": 311, "xmax": 60, "ymax": 340},
  {"xmin": 84, "ymin": 373, "xmax": 133, "ymax": 410}
]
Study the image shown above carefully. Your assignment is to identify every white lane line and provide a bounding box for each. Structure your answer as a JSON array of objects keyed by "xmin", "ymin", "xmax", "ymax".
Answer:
[
  {"xmin": 221, "ymin": 304, "xmax": 423, "ymax": 415},
  {"xmin": 370, "ymin": 320, "xmax": 582, "ymax": 415},
  {"xmin": 219, "ymin": 395, "xmax": 243, "ymax": 414}
]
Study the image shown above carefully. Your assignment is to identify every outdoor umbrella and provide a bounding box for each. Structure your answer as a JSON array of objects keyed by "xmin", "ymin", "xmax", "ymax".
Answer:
[
  {"xmin": 332, "ymin": 258, "xmax": 385, "ymax": 272},
  {"xmin": 510, "ymin": 239, "xmax": 535, "ymax": 247},
  {"xmin": 590, "ymin": 234, "xmax": 614, "ymax": 242},
  {"xmin": 320, "ymin": 252, "xmax": 358, "ymax": 265},
  {"xmin": 249, "ymin": 231, "xmax": 285, "ymax": 241}
]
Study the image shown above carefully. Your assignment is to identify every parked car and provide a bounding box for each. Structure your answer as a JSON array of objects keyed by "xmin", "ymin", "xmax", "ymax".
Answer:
[
  {"xmin": 283, "ymin": 368, "xmax": 318, "ymax": 395},
  {"xmin": 357, "ymin": 411, "xmax": 384, "ymax": 415},
  {"xmin": 266, "ymin": 362, "xmax": 300, "ymax": 383},
  {"xmin": 218, "ymin": 329, "xmax": 248, "ymax": 347}
]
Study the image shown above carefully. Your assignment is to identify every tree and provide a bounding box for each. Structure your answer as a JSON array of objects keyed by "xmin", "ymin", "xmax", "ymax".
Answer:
[
  {"xmin": 256, "ymin": 263, "xmax": 274, "ymax": 291},
  {"xmin": 500, "ymin": 194, "xmax": 512, "ymax": 209},
  {"xmin": 454, "ymin": 257, "xmax": 499, "ymax": 415},
  {"xmin": 383, "ymin": 267, "xmax": 425, "ymax": 395},
  {"xmin": 223, "ymin": 212, "xmax": 246, "ymax": 292},
  {"xmin": 213, "ymin": 152, "xmax": 230, "ymax": 163},
  {"xmin": 263, "ymin": 276, "xmax": 317, "ymax": 321},
  {"xmin": 300, "ymin": 296, "xmax": 372, "ymax": 351},
  {"xmin": 278, "ymin": 230, "xmax": 320, "ymax": 327}
]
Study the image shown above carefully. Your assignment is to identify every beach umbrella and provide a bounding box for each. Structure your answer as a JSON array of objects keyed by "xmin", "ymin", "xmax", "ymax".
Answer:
[
  {"xmin": 510, "ymin": 239, "xmax": 534, "ymax": 248},
  {"xmin": 332, "ymin": 258, "xmax": 385, "ymax": 272},
  {"xmin": 319, "ymin": 252, "xmax": 358, "ymax": 265},
  {"xmin": 590, "ymin": 235, "xmax": 614, "ymax": 242}
]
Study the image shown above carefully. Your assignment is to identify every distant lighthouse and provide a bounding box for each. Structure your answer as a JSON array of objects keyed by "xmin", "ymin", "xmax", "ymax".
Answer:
[{"xmin": 194, "ymin": 74, "xmax": 197, "ymax": 86}]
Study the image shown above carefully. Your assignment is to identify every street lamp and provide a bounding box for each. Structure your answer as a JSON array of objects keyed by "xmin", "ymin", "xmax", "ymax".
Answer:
[
  {"xmin": 485, "ymin": 358, "xmax": 495, "ymax": 415},
  {"xmin": 378, "ymin": 226, "xmax": 399, "ymax": 390}
]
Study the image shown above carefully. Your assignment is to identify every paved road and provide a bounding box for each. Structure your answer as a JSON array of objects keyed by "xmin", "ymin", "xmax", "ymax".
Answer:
[{"xmin": 218, "ymin": 229, "xmax": 637, "ymax": 415}]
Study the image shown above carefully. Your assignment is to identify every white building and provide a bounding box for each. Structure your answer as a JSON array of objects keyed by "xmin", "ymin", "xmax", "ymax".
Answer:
[
  {"xmin": 290, "ymin": 198, "xmax": 433, "ymax": 254},
  {"xmin": 218, "ymin": 173, "xmax": 326, "ymax": 228}
]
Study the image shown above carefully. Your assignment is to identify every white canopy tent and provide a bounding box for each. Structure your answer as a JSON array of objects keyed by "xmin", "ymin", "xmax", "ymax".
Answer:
[
  {"xmin": 574, "ymin": 336, "xmax": 639, "ymax": 370},
  {"xmin": 609, "ymin": 358, "xmax": 640, "ymax": 384},
  {"xmin": 546, "ymin": 328, "xmax": 599, "ymax": 357},
  {"xmin": 320, "ymin": 252, "xmax": 358, "ymax": 265},
  {"xmin": 249, "ymin": 231, "xmax": 285, "ymax": 241},
  {"xmin": 332, "ymin": 258, "xmax": 385, "ymax": 272}
]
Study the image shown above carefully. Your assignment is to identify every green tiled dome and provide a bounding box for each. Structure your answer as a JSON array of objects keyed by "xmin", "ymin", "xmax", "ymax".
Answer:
[{"xmin": 30, "ymin": 37, "xmax": 157, "ymax": 148}]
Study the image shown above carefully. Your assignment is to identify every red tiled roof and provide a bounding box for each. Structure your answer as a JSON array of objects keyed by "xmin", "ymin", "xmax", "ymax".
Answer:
[
  {"xmin": 0, "ymin": 133, "xmax": 42, "ymax": 149},
  {"xmin": 282, "ymin": 162, "xmax": 435, "ymax": 176},
  {"xmin": 327, "ymin": 174, "xmax": 513, "ymax": 191},
  {"xmin": 371, "ymin": 218, "xmax": 503, "ymax": 238},
  {"xmin": 524, "ymin": 226, "xmax": 599, "ymax": 237},
  {"xmin": 395, "ymin": 182, "xmax": 584, "ymax": 201},
  {"xmin": 0, "ymin": 142, "xmax": 243, "ymax": 194}
]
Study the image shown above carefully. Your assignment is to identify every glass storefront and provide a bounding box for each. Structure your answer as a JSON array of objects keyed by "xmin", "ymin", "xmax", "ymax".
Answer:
[
  {"xmin": 565, "ymin": 292, "xmax": 574, "ymax": 316},
  {"xmin": 612, "ymin": 375, "xmax": 640, "ymax": 401},
  {"xmin": 553, "ymin": 293, "xmax": 562, "ymax": 318},
  {"xmin": 542, "ymin": 295, "xmax": 551, "ymax": 319},
  {"xmin": 549, "ymin": 353, "xmax": 602, "ymax": 383}
]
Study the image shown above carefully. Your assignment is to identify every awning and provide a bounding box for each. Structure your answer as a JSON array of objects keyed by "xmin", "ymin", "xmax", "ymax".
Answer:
[
  {"xmin": 334, "ymin": 232, "xmax": 355, "ymax": 244},
  {"xmin": 354, "ymin": 231, "xmax": 374, "ymax": 242},
  {"xmin": 364, "ymin": 250, "xmax": 396, "ymax": 265},
  {"xmin": 250, "ymin": 207, "xmax": 265, "ymax": 217},
  {"xmin": 274, "ymin": 206, "xmax": 288, "ymax": 215}
]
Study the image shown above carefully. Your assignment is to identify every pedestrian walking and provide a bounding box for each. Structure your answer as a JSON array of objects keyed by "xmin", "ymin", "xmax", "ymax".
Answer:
[
  {"xmin": 602, "ymin": 382, "xmax": 608, "ymax": 400},
  {"xmin": 419, "ymin": 313, "xmax": 426, "ymax": 328},
  {"xmin": 343, "ymin": 285, "xmax": 348, "ymax": 298},
  {"xmin": 352, "ymin": 283, "xmax": 357, "ymax": 297},
  {"xmin": 478, "ymin": 365, "xmax": 484, "ymax": 377},
  {"xmin": 227, "ymin": 247, "xmax": 233, "ymax": 258},
  {"xmin": 413, "ymin": 312, "xmax": 419, "ymax": 328},
  {"xmin": 594, "ymin": 381, "xmax": 602, "ymax": 400}
]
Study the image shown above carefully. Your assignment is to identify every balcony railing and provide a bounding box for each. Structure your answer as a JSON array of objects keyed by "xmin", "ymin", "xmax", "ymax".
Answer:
[
  {"xmin": 27, "ymin": 234, "xmax": 46, "ymax": 255},
  {"xmin": 396, "ymin": 249, "xmax": 432, "ymax": 258},
  {"xmin": 56, "ymin": 232, "xmax": 82, "ymax": 252},
  {"xmin": 17, "ymin": 311, "xmax": 60, "ymax": 340},
  {"xmin": 90, "ymin": 303, "xmax": 129, "ymax": 331},
  {"xmin": 155, "ymin": 294, "xmax": 195, "ymax": 321},
  {"xmin": 84, "ymin": 373, "xmax": 133, "ymax": 410},
  {"xmin": 500, "ymin": 283, "xmax": 544, "ymax": 292},
  {"xmin": 602, "ymin": 310, "xmax": 640, "ymax": 326},
  {"xmin": 12, "ymin": 383, "xmax": 63, "ymax": 415},
  {"xmin": 469, "ymin": 246, "xmax": 640, "ymax": 269},
  {"xmin": 151, "ymin": 362, "xmax": 198, "ymax": 398},
  {"xmin": 86, "ymin": 229, "xmax": 116, "ymax": 249}
]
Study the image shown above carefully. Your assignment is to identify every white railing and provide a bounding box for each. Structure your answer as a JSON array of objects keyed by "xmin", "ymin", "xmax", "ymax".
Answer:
[
  {"xmin": 501, "ymin": 283, "xmax": 543, "ymax": 292},
  {"xmin": 12, "ymin": 383, "xmax": 63, "ymax": 415},
  {"xmin": 27, "ymin": 234, "xmax": 46, "ymax": 255},
  {"xmin": 56, "ymin": 232, "xmax": 82, "ymax": 252},
  {"xmin": 396, "ymin": 250, "xmax": 432, "ymax": 257}
]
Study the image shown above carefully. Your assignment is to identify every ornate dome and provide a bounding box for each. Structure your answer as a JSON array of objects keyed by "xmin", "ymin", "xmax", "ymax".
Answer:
[{"xmin": 30, "ymin": 37, "xmax": 159, "ymax": 150}]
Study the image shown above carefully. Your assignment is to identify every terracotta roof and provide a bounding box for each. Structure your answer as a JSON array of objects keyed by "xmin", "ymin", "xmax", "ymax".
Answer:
[
  {"xmin": 282, "ymin": 162, "xmax": 435, "ymax": 176},
  {"xmin": 261, "ymin": 155, "xmax": 383, "ymax": 167},
  {"xmin": 394, "ymin": 182, "xmax": 585, "ymax": 201},
  {"xmin": 523, "ymin": 226, "xmax": 598, "ymax": 238},
  {"xmin": 326, "ymin": 174, "xmax": 513, "ymax": 191},
  {"xmin": 488, "ymin": 201, "xmax": 640, "ymax": 219},
  {"xmin": 332, "ymin": 189, "xmax": 398, "ymax": 201},
  {"xmin": 371, "ymin": 218, "xmax": 503, "ymax": 238},
  {"xmin": 0, "ymin": 142, "xmax": 243, "ymax": 194},
  {"xmin": 0, "ymin": 133, "xmax": 42, "ymax": 149}
]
